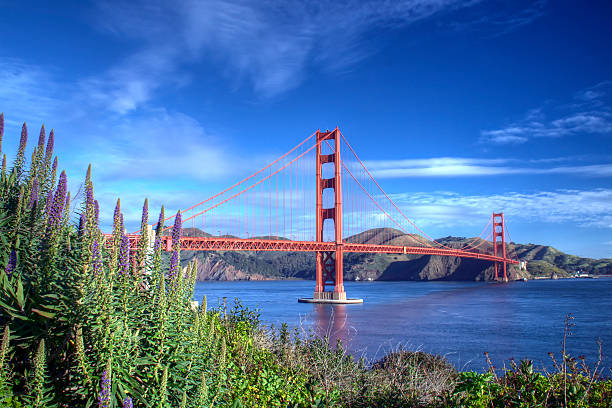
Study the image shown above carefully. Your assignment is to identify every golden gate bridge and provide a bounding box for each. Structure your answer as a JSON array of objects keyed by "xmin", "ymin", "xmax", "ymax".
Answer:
[{"xmin": 112, "ymin": 128, "xmax": 519, "ymax": 303}]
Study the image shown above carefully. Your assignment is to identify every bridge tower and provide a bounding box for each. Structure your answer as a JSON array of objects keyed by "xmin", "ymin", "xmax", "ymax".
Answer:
[
  {"xmin": 314, "ymin": 128, "xmax": 346, "ymax": 300},
  {"xmin": 492, "ymin": 212, "xmax": 508, "ymax": 282}
]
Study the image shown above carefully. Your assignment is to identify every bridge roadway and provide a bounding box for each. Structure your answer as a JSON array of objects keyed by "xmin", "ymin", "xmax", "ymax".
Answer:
[{"xmin": 108, "ymin": 234, "xmax": 519, "ymax": 265}]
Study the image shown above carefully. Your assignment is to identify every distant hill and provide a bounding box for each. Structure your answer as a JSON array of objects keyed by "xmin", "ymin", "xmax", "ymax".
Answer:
[{"xmin": 173, "ymin": 228, "xmax": 612, "ymax": 282}]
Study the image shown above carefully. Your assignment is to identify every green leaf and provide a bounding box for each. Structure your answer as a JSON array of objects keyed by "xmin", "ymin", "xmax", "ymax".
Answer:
[
  {"xmin": 15, "ymin": 277, "xmax": 24, "ymax": 309},
  {"xmin": 31, "ymin": 308, "xmax": 56, "ymax": 319},
  {"xmin": 0, "ymin": 299, "xmax": 19, "ymax": 312}
]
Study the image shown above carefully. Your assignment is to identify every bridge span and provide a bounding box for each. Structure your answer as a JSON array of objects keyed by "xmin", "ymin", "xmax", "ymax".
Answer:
[{"xmin": 110, "ymin": 128, "xmax": 520, "ymax": 303}]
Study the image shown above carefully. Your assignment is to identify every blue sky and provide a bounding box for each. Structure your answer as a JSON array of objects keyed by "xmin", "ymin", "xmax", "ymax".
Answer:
[{"xmin": 0, "ymin": 0, "xmax": 611, "ymax": 258}]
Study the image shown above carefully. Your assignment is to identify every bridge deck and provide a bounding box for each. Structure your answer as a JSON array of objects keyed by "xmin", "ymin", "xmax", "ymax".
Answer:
[{"xmin": 108, "ymin": 235, "xmax": 518, "ymax": 265}]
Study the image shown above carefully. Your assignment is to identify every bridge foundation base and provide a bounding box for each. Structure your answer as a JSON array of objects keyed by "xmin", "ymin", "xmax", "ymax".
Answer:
[{"xmin": 298, "ymin": 292, "xmax": 363, "ymax": 304}]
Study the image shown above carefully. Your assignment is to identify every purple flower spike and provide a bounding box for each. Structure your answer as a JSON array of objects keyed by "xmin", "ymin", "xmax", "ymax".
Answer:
[
  {"xmin": 94, "ymin": 200, "xmax": 100, "ymax": 226},
  {"xmin": 171, "ymin": 211, "xmax": 182, "ymax": 249},
  {"xmin": 51, "ymin": 156, "xmax": 58, "ymax": 176},
  {"xmin": 98, "ymin": 369, "xmax": 111, "ymax": 408},
  {"xmin": 5, "ymin": 250, "xmax": 16, "ymax": 276},
  {"xmin": 86, "ymin": 184, "xmax": 94, "ymax": 208},
  {"xmin": 30, "ymin": 179, "xmax": 39, "ymax": 208},
  {"xmin": 19, "ymin": 123, "xmax": 28, "ymax": 153},
  {"xmin": 155, "ymin": 206, "xmax": 165, "ymax": 237},
  {"xmin": 169, "ymin": 249, "xmax": 179, "ymax": 288},
  {"xmin": 54, "ymin": 171, "xmax": 67, "ymax": 207},
  {"xmin": 92, "ymin": 240, "xmax": 102, "ymax": 276},
  {"xmin": 78, "ymin": 214, "xmax": 85, "ymax": 237},
  {"xmin": 113, "ymin": 199, "xmax": 121, "ymax": 233},
  {"xmin": 0, "ymin": 112, "xmax": 4, "ymax": 152},
  {"xmin": 85, "ymin": 184, "xmax": 94, "ymax": 227},
  {"xmin": 45, "ymin": 130, "xmax": 54, "ymax": 164},
  {"xmin": 65, "ymin": 191, "xmax": 71, "ymax": 213},
  {"xmin": 47, "ymin": 171, "xmax": 67, "ymax": 232},
  {"xmin": 153, "ymin": 234, "xmax": 161, "ymax": 253},
  {"xmin": 118, "ymin": 234, "xmax": 130, "ymax": 276},
  {"xmin": 44, "ymin": 191, "xmax": 53, "ymax": 213},
  {"xmin": 37, "ymin": 125, "xmax": 46, "ymax": 151},
  {"xmin": 141, "ymin": 199, "xmax": 149, "ymax": 229},
  {"xmin": 122, "ymin": 396, "xmax": 133, "ymax": 408}
]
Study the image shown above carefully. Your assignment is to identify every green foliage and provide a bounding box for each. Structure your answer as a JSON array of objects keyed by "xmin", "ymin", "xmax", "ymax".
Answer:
[{"xmin": 449, "ymin": 358, "xmax": 612, "ymax": 408}]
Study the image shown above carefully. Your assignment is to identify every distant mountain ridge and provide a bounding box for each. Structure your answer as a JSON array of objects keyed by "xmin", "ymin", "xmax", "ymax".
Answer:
[{"xmin": 175, "ymin": 228, "xmax": 612, "ymax": 281}]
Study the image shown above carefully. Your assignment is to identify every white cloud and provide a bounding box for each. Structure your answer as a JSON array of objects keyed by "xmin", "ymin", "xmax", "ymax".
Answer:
[
  {"xmin": 362, "ymin": 157, "xmax": 612, "ymax": 178},
  {"xmin": 388, "ymin": 189, "xmax": 612, "ymax": 229},
  {"xmin": 79, "ymin": 46, "xmax": 184, "ymax": 115},
  {"xmin": 79, "ymin": 110, "xmax": 233, "ymax": 182},
  {"xmin": 0, "ymin": 59, "xmax": 68, "ymax": 126},
  {"xmin": 481, "ymin": 82, "xmax": 612, "ymax": 144}
]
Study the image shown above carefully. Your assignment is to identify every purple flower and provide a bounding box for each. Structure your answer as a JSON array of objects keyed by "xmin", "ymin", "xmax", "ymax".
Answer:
[
  {"xmin": 98, "ymin": 369, "xmax": 111, "ymax": 408},
  {"xmin": 171, "ymin": 210, "xmax": 182, "ymax": 250},
  {"xmin": 141, "ymin": 199, "xmax": 149, "ymax": 230},
  {"xmin": 54, "ymin": 171, "xmax": 67, "ymax": 207},
  {"xmin": 46, "ymin": 171, "xmax": 67, "ymax": 233},
  {"xmin": 30, "ymin": 178, "xmax": 39, "ymax": 208},
  {"xmin": 37, "ymin": 125, "xmax": 46, "ymax": 151},
  {"xmin": 153, "ymin": 234, "xmax": 161, "ymax": 253},
  {"xmin": 51, "ymin": 156, "xmax": 58, "ymax": 177},
  {"xmin": 65, "ymin": 191, "xmax": 71, "ymax": 215},
  {"xmin": 122, "ymin": 396, "xmax": 133, "ymax": 408},
  {"xmin": 78, "ymin": 214, "xmax": 85, "ymax": 237},
  {"xmin": 85, "ymin": 183, "xmax": 94, "ymax": 229},
  {"xmin": 86, "ymin": 184, "xmax": 94, "ymax": 210},
  {"xmin": 94, "ymin": 200, "xmax": 100, "ymax": 227},
  {"xmin": 18, "ymin": 123, "xmax": 27, "ymax": 154},
  {"xmin": 45, "ymin": 129, "xmax": 54, "ymax": 165},
  {"xmin": 118, "ymin": 234, "xmax": 130, "ymax": 276},
  {"xmin": 155, "ymin": 206, "xmax": 165, "ymax": 237},
  {"xmin": 113, "ymin": 199, "xmax": 121, "ymax": 234},
  {"xmin": 5, "ymin": 250, "xmax": 16, "ymax": 276},
  {"xmin": 168, "ymin": 249, "xmax": 179, "ymax": 288},
  {"xmin": 92, "ymin": 239, "xmax": 102, "ymax": 276},
  {"xmin": 44, "ymin": 191, "xmax": 53, "ymax": 212},
  {"xmin": 140, "ymin": 199, "xmax": 149, "ymax": 251},
  {"xmin": 0, "ymin": 112, "xmax": 4, "ymax": 153},
  {"xmin": 14, "ymin": 123, "xmax": 28, "ymax": 173}
]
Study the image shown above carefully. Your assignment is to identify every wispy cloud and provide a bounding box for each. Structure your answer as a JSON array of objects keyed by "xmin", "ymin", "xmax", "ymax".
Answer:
[
  {"xmin": 481, "ymin": 82, "xmax": 612, "ymax": 144},
  {"xmin": 0, "ymin": 59, "xmax": 68, "ymax": 126},
  {"xmin": 79, "ymin": 47, "xmax": 183, "ymax": 115},
  {"xmin": 363, "ymin": 157, "xmax": 612, "ymax": 178},
  {"xmin": 388, "ymin": 188, "xmax": 612, "ymax": 229},
  {"xmin": 74, "ymin": 109, "xmax": 235, "ymax": 183},
  {"xmin": 447, "ymin": 0, "xmax": 547, "ymax": 37},
  {"xmin": 86, "ymin": 0, "xmax": 546, "ymax": 106}
]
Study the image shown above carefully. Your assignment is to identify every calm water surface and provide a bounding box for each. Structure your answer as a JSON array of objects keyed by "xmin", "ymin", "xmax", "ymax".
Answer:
[{"xmin": 193, "ymin": 278, "xmax": 612, "ymax": 372}]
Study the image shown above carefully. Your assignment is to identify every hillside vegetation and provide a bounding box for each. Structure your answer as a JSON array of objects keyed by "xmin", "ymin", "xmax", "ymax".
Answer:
[{"xmin": 177, "ymin": 228, "xmax": 611, "ymax": 282}]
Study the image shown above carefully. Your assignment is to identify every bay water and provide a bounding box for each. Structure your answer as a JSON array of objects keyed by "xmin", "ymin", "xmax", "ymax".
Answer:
[{"xmin": 193, "ymin": 278, "xmax": 612, "ymax": 373}]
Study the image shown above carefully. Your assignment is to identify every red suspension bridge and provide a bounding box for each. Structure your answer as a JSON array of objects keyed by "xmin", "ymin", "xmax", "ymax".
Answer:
[{"xmin": 116, "ymin": 128, "xmax": 519, "ymax": 303}]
